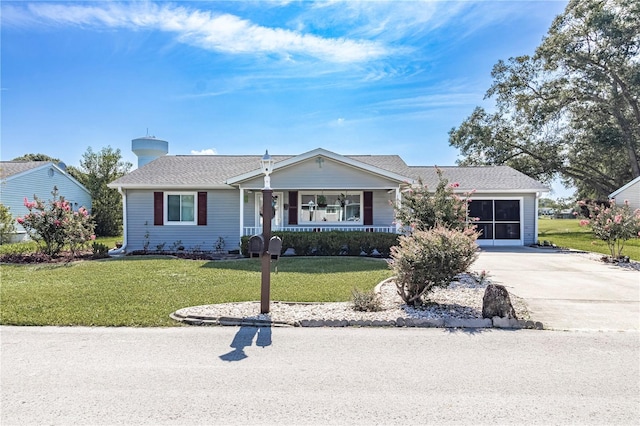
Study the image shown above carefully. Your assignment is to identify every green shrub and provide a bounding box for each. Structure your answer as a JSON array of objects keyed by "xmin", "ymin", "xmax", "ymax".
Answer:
[
  {"xmin": 389, "ymin": 226, "xmax": 479, "ymax": 306},
  {"xmin": 351, "ymin": 287, "xmax": 383, "ymax": 312},
  {"xmin": 91, "ymin": 242, "xmax": 110, "ymax": 259},
  {"xmin": 240, "ymin": 231, "xmax": 399, "ymax": 257}
]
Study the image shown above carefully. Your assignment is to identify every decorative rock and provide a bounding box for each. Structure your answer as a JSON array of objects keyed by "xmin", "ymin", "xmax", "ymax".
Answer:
[
  {"xmin": 406, "ymin": 318, "xmax": 445, "ymax": 328},
  {"xmin": 445, "ymin": 318, "xmax": 492, "ymax": 328},
  {"xmin": 299, "ymin": 319, "xmax": 324, "ymax": 327},
  {"xmin": 395, "ymin": 318, "xmax": 406, "ymax": 327},
  {"xmin": 371, "ymin": 320, "xmax": 394, "ymax": 327},
  {"xmin": 325, "ymin": 320, "xmax": 348, "ymax": 327},
  {"xmin": 482, "ymin": 284, "xmax": 517, "ymax": 319},
  {"xmin": 492, "ymin": 316, "xmax": 525, "ymax": 329}
]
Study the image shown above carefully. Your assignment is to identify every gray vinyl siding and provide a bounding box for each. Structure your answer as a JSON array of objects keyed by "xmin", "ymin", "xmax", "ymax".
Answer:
[
  {"xmin": 241, "ymin": 157, "xmax": 401, "ymax": 190},
  {"xmin": 244, "ymin": 191, "xmax": 258, "ymax": 228},
  {"xmin": 522, "ymin": 194, "xmax": 537, "ymax": 245},
  {"xmin": 371, "ymin": 189, "xmax": 395, "ymax": 226},
  {"xmin": 124, "ymin": 189, "xmax": 241, "ymax": 252},
  {"xmin": 612, "ymin": 181, "xmax": 640, "ymax": 211},
  {"xmin": 0, "ymin": 165, "xmax": 91, "ymax": 238}
]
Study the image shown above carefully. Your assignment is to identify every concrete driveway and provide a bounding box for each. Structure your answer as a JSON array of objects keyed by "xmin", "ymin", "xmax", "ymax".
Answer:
[{"xmin": 473, "ymin": 247, "xmax": 640, "ymax": 331}]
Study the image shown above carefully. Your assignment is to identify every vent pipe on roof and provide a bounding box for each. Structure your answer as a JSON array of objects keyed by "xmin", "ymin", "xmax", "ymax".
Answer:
[{"xmin": 132, "ymin": 136, "xmax": 168, "ymax": 168}]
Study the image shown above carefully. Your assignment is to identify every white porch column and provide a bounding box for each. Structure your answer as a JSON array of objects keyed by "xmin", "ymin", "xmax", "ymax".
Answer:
[
  {"xmin": 395, "ymin": 187, "xmax": 402, "ymax": 233},
  {"xmin": 534, "ymin": 192, "xmax": 540, "ymax": 245},
  {"xmin": 239, "ymin": 186, "xmax": 245, "ymax": 239}
]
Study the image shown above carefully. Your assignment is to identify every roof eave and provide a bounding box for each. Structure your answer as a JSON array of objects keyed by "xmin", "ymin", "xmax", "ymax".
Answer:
[
  {"xmin": 107, "ymin": 183, "xmax": 234, "ymax": 190},
  {"xmin": 609, "ymin": 176, "xmax": 640, "ymax": 198},
  {"xmin": 464, "ymin": 188, "xmax": 550, "ymax": 194}
]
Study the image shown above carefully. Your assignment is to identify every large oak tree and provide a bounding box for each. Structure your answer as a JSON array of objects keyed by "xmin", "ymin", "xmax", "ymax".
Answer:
[{"xmin": 449, "ymin": 0, "xmax": 640, "ymax": 198}]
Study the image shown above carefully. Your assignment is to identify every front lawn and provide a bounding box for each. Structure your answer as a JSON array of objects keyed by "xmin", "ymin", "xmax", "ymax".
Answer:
[
  {"xmin": 0, "ymin": 256, "xmax": 392, "ymax": 327},
  {"xmin": 538, "ymin": 218, "xmax": 640, "ymax": 261}
]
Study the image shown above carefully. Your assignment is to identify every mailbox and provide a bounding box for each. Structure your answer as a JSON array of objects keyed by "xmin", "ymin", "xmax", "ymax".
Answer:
[
  {"xmin": 268, "ymin": 236, "xmax": 283, "ymax": 261},
  {"xmin": 248, "ymin": 235, "xmax": 265, "ymax": 258}
]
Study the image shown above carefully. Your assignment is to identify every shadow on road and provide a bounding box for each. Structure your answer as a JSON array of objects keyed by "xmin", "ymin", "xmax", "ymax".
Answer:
[{"xmin": 219, "ymin": 326, "xmax": 272, "ymax": 362}]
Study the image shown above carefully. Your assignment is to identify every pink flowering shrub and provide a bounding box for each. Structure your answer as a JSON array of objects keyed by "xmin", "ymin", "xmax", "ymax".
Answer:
[
  {"xmin": 394, "ymin": 168, "xmax": 474, "ymax": 232},
  {"xmin": 391, "ymin": 169, "xmax": 479, "ymax": 304},
  {"xmin": 390, "ymin": 226, "xmax": 479, "ymax": 306},
  {"xmin": 16, "ymin": 187, "xmax": 95, "ymax": 256},
  {"xmin": 578, "ymin": 199, "xmax": 640, "ymax": 259}
]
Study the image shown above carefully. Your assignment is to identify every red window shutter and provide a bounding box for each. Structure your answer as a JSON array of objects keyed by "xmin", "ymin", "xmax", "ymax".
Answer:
[
  {"xmin": 288, "ymin": 191, "xmax": 298, "ymax": 225},
  {"xmin": 198, "ymin": 192, "xmax": 207, "ymax": 226},
  {"xmin": 363, "ymin": 191, "xmax": 373, "ymax": 225},
  {"xmin": 154, "ymin": 192, "xmax": 163, "ymax": 226}
]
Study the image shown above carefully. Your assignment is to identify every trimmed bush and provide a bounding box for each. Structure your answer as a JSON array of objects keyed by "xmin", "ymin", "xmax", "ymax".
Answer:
[
  {"xmin": 240, "ymin": 231, "xmax": 398, "ymax": 257},
  {"xmin": 351, "ymin": 288, "xmax": 383, "ymax": 312},
  {"xmin": 389, "ymin": 226, "xmax": 479, "ymax": 306}
]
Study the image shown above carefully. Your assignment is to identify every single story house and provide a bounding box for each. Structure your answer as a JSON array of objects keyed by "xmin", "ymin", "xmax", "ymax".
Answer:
[
  {"xmin": 609, "ymin": 176, "xmax": 640, "ymax": 211},
  {"xmin": 0, "ymin": 161, "xmax": 92, "ymax": 242},
  {"xmin": 108, "ymin": 145, "xmax": 548, "ymax": 253}
]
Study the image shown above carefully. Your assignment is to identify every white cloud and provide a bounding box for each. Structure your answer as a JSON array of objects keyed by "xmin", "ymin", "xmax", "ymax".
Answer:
[
  {"xmin": 11, "ymin": 2, "xmax": 389, "ymax": 64},
  {"xmin": 191, "ymin": 148, "xmax": 217, "ymax": 155}
]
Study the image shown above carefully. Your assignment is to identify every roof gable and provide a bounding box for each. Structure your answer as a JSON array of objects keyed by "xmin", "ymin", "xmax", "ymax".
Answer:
[
  {"xmin": 225, "ymin": 148, "xmax": 413, "ymax": 185},
  {"xmin": 0, "ymin": 161, "xmax": 91, "ymax": 196}
]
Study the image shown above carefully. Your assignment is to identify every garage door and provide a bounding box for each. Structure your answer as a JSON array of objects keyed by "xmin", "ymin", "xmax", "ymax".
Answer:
[{"xmin": 469, "ymin": 199, "xmax": 523, "ymax": 246}]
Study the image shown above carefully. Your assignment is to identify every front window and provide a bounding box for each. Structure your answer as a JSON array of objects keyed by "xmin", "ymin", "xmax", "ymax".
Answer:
[
  {"xmin": 166, "ymin": 193, "xmax": 195, "ymax": 224},
  {"xmin": 299, "ymin": 192, "xmax": 361, "ymax": 224}
]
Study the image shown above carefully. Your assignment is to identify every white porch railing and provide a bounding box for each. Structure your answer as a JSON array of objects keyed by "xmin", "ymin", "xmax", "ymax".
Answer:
[{"xmin": 243, "ymin": 225, "xmax": 397, "ymax": 236}]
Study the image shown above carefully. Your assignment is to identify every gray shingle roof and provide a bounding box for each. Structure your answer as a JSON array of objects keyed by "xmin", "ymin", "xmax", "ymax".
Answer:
[
  {"xmin": 0, "ymin": 161, "xmax": 51, "ymax": 179},
  {"xmin": 409, "ymin": 166, "xmax": 549, "ymax": 192},
  {"xmin": 108, "ymin": 151, "xmax": 548, "ymax": 192},
  {"xmin": 109, "ymin": 155, "xmax": 293, "ymax": 187}
]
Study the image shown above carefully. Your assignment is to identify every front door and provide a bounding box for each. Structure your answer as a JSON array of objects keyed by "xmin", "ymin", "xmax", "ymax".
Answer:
[{"xmin": 255, "ymin": 192, "xmax": 283, "ymax": 230}]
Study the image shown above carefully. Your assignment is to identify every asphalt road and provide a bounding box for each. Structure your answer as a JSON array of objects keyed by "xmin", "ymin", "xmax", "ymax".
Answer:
[{"xmin": 2, "ymin": 326, "xmax": 639, "ymax": 425}]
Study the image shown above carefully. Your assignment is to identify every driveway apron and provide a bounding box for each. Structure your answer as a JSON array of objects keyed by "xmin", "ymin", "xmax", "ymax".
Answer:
[{"xmin": 473, "ymin": 247, "xmax": 640, "ymax": 331}]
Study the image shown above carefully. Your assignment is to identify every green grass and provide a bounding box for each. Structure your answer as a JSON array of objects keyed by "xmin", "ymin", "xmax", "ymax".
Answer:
[
  {"xmin": 538, "ymin": 218, "xmax": 640, "ymax": 261},
  {"xmin": 0, "ymin": 256, "xmax": 392, "ymax": 327}
]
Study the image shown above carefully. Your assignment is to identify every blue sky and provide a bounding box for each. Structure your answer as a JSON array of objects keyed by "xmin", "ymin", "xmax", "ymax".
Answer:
[{"xmin": 1, "ymin": 0, "xmax": 570, "ymax": 195}]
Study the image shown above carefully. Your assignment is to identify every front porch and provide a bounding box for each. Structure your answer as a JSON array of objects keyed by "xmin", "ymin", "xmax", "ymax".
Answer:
[
  {"xmin": 239, "ymin": 187, "xmax": 401, "ymax": 239},
  {"xmin": 242, "ymin": 225, "xmax": 397, "ymax": 236}
]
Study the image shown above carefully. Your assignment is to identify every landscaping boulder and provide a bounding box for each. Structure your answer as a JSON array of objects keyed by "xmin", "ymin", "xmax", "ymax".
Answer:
[{"xmin": 482, "ymin": 284, "xmax": 517, "ymax": 319}]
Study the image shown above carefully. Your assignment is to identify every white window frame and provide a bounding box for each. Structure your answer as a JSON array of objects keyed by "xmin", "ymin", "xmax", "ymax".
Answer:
[
  {"xmin": 164, "ymin": 192, "xmax": 197, "ymax": 225},
  {"xmin": 298, "ymin": 191, "xmax": 363, "ymax": 225}
]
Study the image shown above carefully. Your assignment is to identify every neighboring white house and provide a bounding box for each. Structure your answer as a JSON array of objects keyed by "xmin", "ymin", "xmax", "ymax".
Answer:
[
  {"xmin": 609, "ymin": 176, "xmax": 640, "ymax": 211},
  {"xmin": 108, "ymin": 142, "xmax": 549, "ymax": 253},
  {"xmin": 0, "ymin": 161, "xmax": 92, "ymax": 242}
]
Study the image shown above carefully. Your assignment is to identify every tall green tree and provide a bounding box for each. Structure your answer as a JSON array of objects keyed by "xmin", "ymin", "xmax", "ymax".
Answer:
[
  {"xmin": 449, "ymin": 0, "xmax": 640, "ymax": 199},
  {"xmin": 69, "ymin": 147, "xmax": 131, "ymax": 237}
]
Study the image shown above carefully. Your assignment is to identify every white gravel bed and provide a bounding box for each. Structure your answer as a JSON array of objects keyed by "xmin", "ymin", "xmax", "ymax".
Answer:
[{"xmin": 174, "ymin": 273, "xmax": 531, "ymax": 325}]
